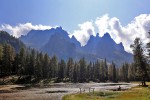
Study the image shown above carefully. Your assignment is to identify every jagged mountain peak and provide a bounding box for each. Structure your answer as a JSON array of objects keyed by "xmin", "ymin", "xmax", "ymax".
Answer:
[
  {"xmin": 118, "ymin": 42, "xmax": 125, "ymax": 50},
  {"xmin": 71, "ymin": 35, "xmax": 81, "ymax": 47},
  {"xmin": 102, "ymin": 32, "xmax": 111, "ymax": 39},
  {"xmin": 19, "ymin": 28, "xmax": 132, "ymax": 66}
]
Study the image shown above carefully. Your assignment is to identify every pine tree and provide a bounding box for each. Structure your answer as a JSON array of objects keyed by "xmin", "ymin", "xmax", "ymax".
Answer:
[
  {"xmin": 108, "ymin": 62, "xmax": 116, "ymax": 82},
  {"xmin": 50, "ymin": 55, "xmax": 58, "ymax": 78},
  {"xmin": 39, "ymin": 52, "xmax": 44, "ymax": 78},
  {"xmin": 79, "ymin": 57, "xmax": 86, "ymax": 82},
  {"xmin": 100, "ymin": 61, "xmax": 105, "ymax": 82},
  {"xmin": 103, "ymin": 59, "xmax": 108, "ymax": 81},
  {"xmin": 112, "ymin": 62, "xmax": 117, "ymax": 82},
  {"xmin": 43, "ymin": 53, "xmax": 50, "ymax": 78},
  {"xmin": 130, "ymin": 38, "xmax": 148, "ymax": 86},
  {"xmin": 34, "ymin": 52, "xmax": 43, "ymax": 78},
  {"xmin": 58, "ymin": 59, "xmax": 66, "ymax": 81},
  {"xmin": 12, "ymin": 53, "xmax": 19, "ymax": 74},
  {"xmin": 67, "ymin": 57, "xmax": 74, "ymax": 81},
  {"xmin": 18, "ymin": 48, "xmax": 26, "ymax": 76},
  {"xmin": 2, "ymin": 44, "xmax": 15, "ymax": 75},
  {"xmin": 73, "ymin": 62, "xmax": 78, "ymax": 82},
  {"xmin": 0, "ymin": 45, "xmax": 2, "ymax": 61},
  {"xmin": 128, "ymin": 64, "xmax": 136, "ymax": 81},
  {"xmin": 86, "ymin": 62, "xmax": 92, "ymax": 82},
  {"xmin": 28, "ymin": 49, "xmax": 36, "ymax": 76},
  {"xmin": 121, "ymin": 63, "xmax": 129, "ymax": 82},
  {"xmin": 0, "ymin": 45, "xmax": 3, "ymax": 76},
  {"xmin": 95, "ymin": 60, "xmax": 100, "ymax": 81}
]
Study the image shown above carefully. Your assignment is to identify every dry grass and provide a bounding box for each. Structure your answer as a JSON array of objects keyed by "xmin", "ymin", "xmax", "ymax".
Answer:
[{"xmin": 63, "ymin": 82, "xmax": 150, "ymax": 100}]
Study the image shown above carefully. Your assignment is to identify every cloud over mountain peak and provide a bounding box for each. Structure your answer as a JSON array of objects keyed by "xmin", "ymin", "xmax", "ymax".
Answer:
[
  {"xmin": 0, "ymin": 23, "xmax": 52, "ymax": 38},
  {"xmin": 0, "ymin": 14, "xmax": 150, "ymax": 53},
  {"xmin": 73, "ymin": 14, "xmax": 150, "ymax": 53}
]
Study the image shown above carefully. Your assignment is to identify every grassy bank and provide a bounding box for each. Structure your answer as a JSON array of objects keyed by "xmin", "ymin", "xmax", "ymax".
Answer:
[{"xmin": 63, "ymin": 82, "xmax": 150, "ymax": 100}]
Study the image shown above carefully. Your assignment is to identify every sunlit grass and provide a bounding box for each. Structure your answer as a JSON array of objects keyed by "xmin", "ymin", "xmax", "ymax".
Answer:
[{"xmin": 63, "ymin": 82, "xmax": 150, "ymax": 100}]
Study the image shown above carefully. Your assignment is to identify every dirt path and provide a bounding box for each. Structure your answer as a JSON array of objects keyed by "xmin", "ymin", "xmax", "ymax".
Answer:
[{"xmin": 0, "ymin": 83, "xmax": 138, "ymax": 100}]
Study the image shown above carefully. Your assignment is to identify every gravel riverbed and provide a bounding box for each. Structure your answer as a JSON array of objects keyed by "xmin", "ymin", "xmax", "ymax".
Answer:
[{"xmin": 0, "ymin": 83, "xmax": 138, "ymax": 100}]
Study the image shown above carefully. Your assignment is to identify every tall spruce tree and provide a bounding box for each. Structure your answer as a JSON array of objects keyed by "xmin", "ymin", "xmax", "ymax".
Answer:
[
  {"xmin": 0, "ymin": 45, "xmax": 3, "ymax": 76},
  {"xmin": 50, "ymin": 55, "xmax": 58, "ymax": 78},
  {"xmin": 104, "ymin": 59, "xmax": 108, "ymax": 81},
  {"xmin": 34, "ymin": 52, "xmax": 43, "ymax": 78},
  {"xmin": 12, "ymin": 53, "xmax": 19, "ymax": 74},
  {"xmin": 58, "ymin": 59, "xmax": 66, "ymax": 81},
  {"xmin": 18, "ymin": 48, "xmax": 26, "ymax": 76},
  {"xmin": 2, "ymin": 44, "xmax": 15, "ymax": 75},
  {"xmin": 73, "ymin": 62, "xmax": 78, "ymax": 82},
  {"xmin": 130, "ymin": 38, "xmax": 148, "ymax": 86},
  {"xmin": 79, "ymin": 57, "xmax": 86, "ymax": 82},
  {"xmin": 128, "ymin": 64, "xmax": 136, "ymax": 81},
  {"xmin": 67, "ymin": 57, "xmax": 74, "ymax": 81},
  {"xmin": 29, "ymin": 49, "xmax": 36, "ymax": 76},
  {"xmin": 43, "ymin": 53, "xmax": 50, "ymax": 78}
]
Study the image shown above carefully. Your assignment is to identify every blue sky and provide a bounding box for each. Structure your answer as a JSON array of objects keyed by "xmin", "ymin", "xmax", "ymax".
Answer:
[
  {"xmin": 0, "ymin": 0, "xmax": 150, "ymax": 52},
  {"xmin": 0, "ymin": 0, "xmax": 150, "ymax": 31}
]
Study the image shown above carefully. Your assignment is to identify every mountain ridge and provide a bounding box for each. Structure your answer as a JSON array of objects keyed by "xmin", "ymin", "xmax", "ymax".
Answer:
[
  {"xmin": 19, "ymin": 27, "xmax": 133, "ymax": 66},
  {"xmin": 0, "ymin": 31, "xmax": 26, "ymax": 52}
]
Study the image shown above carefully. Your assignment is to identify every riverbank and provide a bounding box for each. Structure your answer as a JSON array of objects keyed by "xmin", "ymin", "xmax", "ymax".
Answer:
[
  {"xmin": 63, "ymin": 82, "xmax": 150, "ymax": 100},
  {"xmin": 0, "ymin": 82, "xmax": 139, "ymax": 100}
]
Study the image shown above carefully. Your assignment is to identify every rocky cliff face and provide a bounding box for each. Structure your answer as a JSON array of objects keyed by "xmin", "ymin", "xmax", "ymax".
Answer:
[{"xmin": 20, "ymin": 27, "xmax": 132, "ymax": 66}]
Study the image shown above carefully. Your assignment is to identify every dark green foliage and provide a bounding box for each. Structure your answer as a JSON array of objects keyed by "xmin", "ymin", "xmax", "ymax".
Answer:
[
  {"xmin": 108, "ymin": 62, "xmax": 117, "ymax": 82},
  {"xmin": 50, "ymin": 56, "xmax": 58, "ymax": 78},
  {"xmin": 2, "ymin": 44, "xmax": 15, "ymax": 76},
  {"xmin": 67, "ymin": 58, "xmax": 74, "ymax": 81},
  {"xmin": 0, "ymin": 31, "xmax": 25, "ymax": 52},
  {"xmin": 1, "ymin": 31, "xmax": 150, "ymax": 83},
  {"xmin": 58, "ymin": 59, "xmax": 66, "ymax": 81},
  {"xmin": 130, "ymin": 38, "xmax": 148, "ymax": 86},
  {"xmin": 42, "ymin": 53, "xmax": 50, "ymax": 78},
  {"xmin": 79, "ymin": 58, "xmax": 86, "ymax": 82},
  {"xmin": 119, "ymin": 63, "xmax": 129, "ymax": 82}
]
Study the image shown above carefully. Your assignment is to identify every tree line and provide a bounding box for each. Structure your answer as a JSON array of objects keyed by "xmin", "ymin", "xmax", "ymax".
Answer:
[{"xmin": 0, "ymin": 41, "xmax": 149, "ymax": 84}]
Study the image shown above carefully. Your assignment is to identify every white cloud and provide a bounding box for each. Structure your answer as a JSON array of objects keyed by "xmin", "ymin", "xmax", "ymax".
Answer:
[
  {"xmin": 0, "ymin": 23, "xmax": 52, "ymax": 38},
  {"xmin": 95, "ymin": 14, "xmax": 110, "ymax": 37},
  {"xmin": 95, "ymin": 14, "xmax": 150, "ymax": 53},
  {"xmin": 72, "ymin": 21, "xmax": 96, "ymax": 46},
  {"xmin": 0, "ymin": 14, "xmax": 150, "ymax": 53}
]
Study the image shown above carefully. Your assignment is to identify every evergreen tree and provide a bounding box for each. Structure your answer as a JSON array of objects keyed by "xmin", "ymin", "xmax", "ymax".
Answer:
[
  {"xmin": 146, "ymin": 32, "xmax": 150, "ymax": 81},
  {"xmin": 0, "ymin": 45, "xmax": 2, "ymax": 61},
  {"xmin": 28, "ymin": 49, "xmax": 36, "ymax": 76},
  {"xmin": 79, "ymin": 57, "xmax": 86, "ymax": 82},
  {"xmin": 86, "ymin": 62, "xmax": 92, "ymax": 82},
  {"xmin": 103, "ymin": 59, "xmax": 108, "ymax": 81},
  {"xmin": 121, "ymin": 63, "xmax": 129, "ymax": 82},
  {"xmin": 34, "ymin": 52, "xmax": 43, "ymax": 78},
  {"xmin": 100, "ymin": 61, "xmax": 105, "ymax": 82},
  {"xmin": 73, "ymin": 62, "xmax": 78, "ymax": 82},
  {"xmin": 58, "ymin": 59, "xmax": 66, "ymax": 81},
  {"xmin": 95, "ymin": 60, "xmax": 100, "ymax": 81},
  {"xmin": 12, "ymin": 53, "xmax": 19, "ymax": 74},
  {"xmin": 108, "ymin": 62, "xmax": 116, "ymax": 82},
  {"xmin": 43, "ymin": 53, "xmax": 50, "ymax": 78},
  {"xmin": 112, "ymin": 62, "xmax": 117, "ymax": 82},
  {"xmin": 128, "ymin": 64, "xmax": 136, "ymax": 81},
  {"xmin": 130, "ymin": 38, "xmax": 148, "ymax": 86},
  {"xmin": 0, "ymin": 45, "xmax": 3, "ymax": 76},
  {"xmin": 50, "ymin": 55, "xmax": 58, "ymax": 78},
  {"xmin": 18, "ymin": 48, "xmax": 26, "ymax": 76},
  {"xmin": 38, "ymin": 52, "xmax": 44, "ymax": 78},
  {"xmin": 67, "ymin": 57, "xmax": 74, "ymax": 81},
  {"xmin": 2, "ymin": 44, "xmax": 15, "ymax": 75}
]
